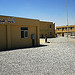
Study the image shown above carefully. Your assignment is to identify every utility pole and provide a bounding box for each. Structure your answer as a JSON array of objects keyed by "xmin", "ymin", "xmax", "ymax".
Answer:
[{"xmin": 66, "ymin": 0, "xmax": 69, "ymax": 37}]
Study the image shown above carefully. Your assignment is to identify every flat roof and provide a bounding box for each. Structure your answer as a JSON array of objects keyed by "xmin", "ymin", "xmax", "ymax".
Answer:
[
  {"xmin": 0, "ymin": 15, "xmax": 39, "ymax": 21},
  {"xmin": 0, "ymin": 15, "xmax": 55, "ymax": 23},
  {"xmin": 40, "ymin": 21, "xmax": 53, "ymax": 23},
  {"xmin": 56, "ymin": 25, "xmax": 75, "ymax": 28}
]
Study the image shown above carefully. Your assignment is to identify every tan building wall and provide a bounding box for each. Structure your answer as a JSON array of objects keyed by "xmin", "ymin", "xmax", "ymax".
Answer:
[
  {"xmin": 0, "ymin": 15, "xmax": 40, "ymax": 50},
  {"xmin": 39, "ymin": 21, "xmax": 55, "ymax": 38},
  {"xmin": 56, "ymin": 25, "xmax": 75, "ymax": 37},
  {"xmin": 0, "ymin": 25, "xmax": 6, "ymax": 50}
]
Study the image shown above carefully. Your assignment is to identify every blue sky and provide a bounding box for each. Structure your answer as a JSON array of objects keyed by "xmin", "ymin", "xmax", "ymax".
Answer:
[{"xmin": 0, "ymin": 0, "xmax": 75, "ymax": 27}]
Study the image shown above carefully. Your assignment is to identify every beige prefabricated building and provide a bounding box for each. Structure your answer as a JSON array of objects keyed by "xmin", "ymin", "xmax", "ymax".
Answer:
[
  {"xmin": 56, "ymin": 25, "xmax": 75, "ymax": 37},
  {"xmin": 39, "ymin": 21, "xmax": 55, "ymax": 38},
  {"xmin": 0, "ymin": 15, "xmax": 40, "ymax": 50}
]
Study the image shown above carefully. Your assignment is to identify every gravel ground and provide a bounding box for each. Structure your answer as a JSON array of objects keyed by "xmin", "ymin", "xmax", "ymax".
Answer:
[{"xmin": 0, "ymin": 37, "xmax": 75, "ymax": 75}]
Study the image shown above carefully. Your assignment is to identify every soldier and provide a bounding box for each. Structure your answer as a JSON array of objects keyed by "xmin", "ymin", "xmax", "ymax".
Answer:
[{"xmin": 45, "ymin": 34, "xmax": 47, "ymax": 43}]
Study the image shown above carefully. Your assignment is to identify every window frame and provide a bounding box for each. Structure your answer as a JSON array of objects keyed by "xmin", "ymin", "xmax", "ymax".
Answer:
[
  {"xmin": 57, "ymin": 28, "xmax": 60, "ymax": 31},
  {"xmin": 65, "ymin": 27, "xmax": 67, "ymax": 30},
  {"xmin": 21, "ymin": 27, "xmax": 28, "ymax": 38},
  {"xmin": 50, "ymin": 25, "xmax": 51, "ymax": 28}
]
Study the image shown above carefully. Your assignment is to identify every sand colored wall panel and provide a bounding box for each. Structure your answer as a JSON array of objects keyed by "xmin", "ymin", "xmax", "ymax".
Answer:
[
  {"xmin": 57, "ymin": 33, "xmax": 62, "ymax": 37},
  {"xmin": 6, "ymin": 25, "xmax": 12, "ymax": 49},
  {"xmin": 0, "ymin": 16, "xmax": 39, "ymax": 26},
  {"xmin": 11, "ymin": 25, "xmax": 37, "ymax": 49},
  {"xmin": 0, "ymin": 24, "xmax": 6, "ymax": 50},
  {"xmin": 40, "ymin": 21, "xmax": 55, "ymax": 38}
]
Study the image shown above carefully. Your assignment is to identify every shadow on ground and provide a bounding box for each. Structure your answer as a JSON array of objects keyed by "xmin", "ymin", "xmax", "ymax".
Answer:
[{"xmin": 0, "ymin": 45, "xmax": 48, "ymax": 52}]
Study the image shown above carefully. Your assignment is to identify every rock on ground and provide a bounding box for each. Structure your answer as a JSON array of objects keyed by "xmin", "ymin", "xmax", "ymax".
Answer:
[{"xmin": 0, "ymin": 37, "xmax": 75, "ymax": 75}]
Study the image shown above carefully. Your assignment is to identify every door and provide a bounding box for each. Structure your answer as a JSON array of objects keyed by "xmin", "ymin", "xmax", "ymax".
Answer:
[
  {"xmin": 31, "ymin": 34, "xmax": 36, "ymax": 47},
  {"xmin": 62, "ymin": 33, "xmax": 64, "ymax": 37}
]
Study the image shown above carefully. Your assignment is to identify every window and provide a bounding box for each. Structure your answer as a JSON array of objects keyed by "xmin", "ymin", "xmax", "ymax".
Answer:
[
  {"xmin": 50, "ymin": 25, "xmax": 51, "ymax": 28},
  {"xmin": 65, "ymin": 27, "xmax": 67, "ymax": 30},
  {"xmin": 50, "ymin": 32, "xmax": 52, "ymax": 35},
  {"xmin": 70, "ymin": 27, "xmax": 72, "ymax": 30},
  {"xmin": 57, "ymin": 28, "xmax": 60, "ymax": 31},
  {"xmin": 58, "ymin": 33, "xmax": 60, "ymax": 36},
  {"xmin": 62, "ymin": 28, "xmax": 64, "ymax": 31},
  {"xmin": 21, "ymin": 27, "xmax": 28, "ymax": 38}
]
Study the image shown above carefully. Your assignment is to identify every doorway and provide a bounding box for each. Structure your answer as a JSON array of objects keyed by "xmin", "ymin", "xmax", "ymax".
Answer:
[{"xmin": 62, "ymin": 33, "xmax": 64, "ymax": 37}]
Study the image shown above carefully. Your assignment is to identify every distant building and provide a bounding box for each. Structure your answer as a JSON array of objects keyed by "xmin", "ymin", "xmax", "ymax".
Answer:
[
  {"xmin": 0, "ymin": 15, "xmax": 40, "ymax": 50},
  {"xmin": 56, "ymin": 25, "xmax": 75, "ymax": 37},
  {"xmin": 39, "ymin": 21, "xmax": 55, "ymax": 38}
]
